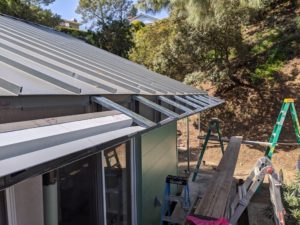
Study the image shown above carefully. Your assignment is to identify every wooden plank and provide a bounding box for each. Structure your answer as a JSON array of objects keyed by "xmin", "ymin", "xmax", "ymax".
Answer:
[
  {"xmin": 171, "ymin": 170, "xmax": 216, "ymax": 223},
  {"xmin": 194, "ymin": 136, "xmax": 243, "ymax": 218}
]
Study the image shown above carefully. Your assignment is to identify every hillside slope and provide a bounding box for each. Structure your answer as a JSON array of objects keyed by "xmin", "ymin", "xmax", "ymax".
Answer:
[{"xmin": 200, "ymin": 0, "xmax": 300, "ymax": 143}]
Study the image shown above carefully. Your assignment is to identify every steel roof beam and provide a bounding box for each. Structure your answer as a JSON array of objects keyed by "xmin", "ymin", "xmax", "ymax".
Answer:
[
  {"xmin": 0, "ymin": 55, "xmax": 82, "ymax": 94},
  {"xmin": 210, "ymin": 95, "xmax": 224, "ymax": 103},
  {"xmin": 194, "ymin": 95, "xmax": 220, "ymax": 104},
  {"xmin": 185, "ymin": 96, "xmax": 208, "ymax": 107},
  {"xmin": 158, "ymin": 96, "xmax": 193, "ymax": 113},
  {"xmin": 0, "ymin": 77, "xmax": 22, "ymax": 95},
  {"xmin": 133, "ymin": 96, "xmax": 179, "ymax": 118},
  {"xmin": 92, "ymin": 96, "xmax": 156, "ymax": 128},
  {"xmin": 174, "ymin": 96, "xmax": 201, "ymax": 109},
  {"xmin": 0, "ymin": 41, "xmax": 117, "ymax": 94},
  {"xmin": 0, "ymin": 18, "xmax": 200, "ymax": 95},
  {"xmin": 192, "ymin": 95, "xmax": 213, "ymax": 104},
  {"xmin": 0, "ymin": 31, "xmax": 143, "ymax": 94}
]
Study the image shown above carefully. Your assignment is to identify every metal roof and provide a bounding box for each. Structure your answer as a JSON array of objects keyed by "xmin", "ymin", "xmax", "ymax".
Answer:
[
  {"xmin": 0, "ymin": 15, "xmax": 206, "ymax": 96},
  {"xmin": 0, "ymin": 113, "xmax": 144, "ymax": 178}
]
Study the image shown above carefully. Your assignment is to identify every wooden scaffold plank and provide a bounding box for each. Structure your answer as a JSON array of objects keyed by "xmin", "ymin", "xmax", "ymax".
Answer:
[{"xmin": 194, "ymin": 136, "xmax": 243, "ymax": 219}]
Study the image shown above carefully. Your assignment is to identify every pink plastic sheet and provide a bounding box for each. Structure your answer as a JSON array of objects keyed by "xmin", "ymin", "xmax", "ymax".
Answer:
[{"xmin": 186, "ymin": 216, "xmax": 230, "ymax": 225}]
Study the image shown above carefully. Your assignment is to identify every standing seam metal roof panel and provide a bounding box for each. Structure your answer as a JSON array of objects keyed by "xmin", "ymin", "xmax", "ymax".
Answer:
[
  {"xmin": 0, "ymin": 17, "xmax": 193, "ymax": 94},
  {"xmin": 0, "ymin": 15, "xmax": 206, "ymax": 96}
]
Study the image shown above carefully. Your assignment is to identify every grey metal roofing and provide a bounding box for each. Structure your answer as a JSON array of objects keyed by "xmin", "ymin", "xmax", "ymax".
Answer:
[
  {"xmin": 0, "ymin": 113, "xmax": 144, "ymax": 178},
  {"xmin": 0, "ymin": 15, "xmax": 206, "ymax": 96}
]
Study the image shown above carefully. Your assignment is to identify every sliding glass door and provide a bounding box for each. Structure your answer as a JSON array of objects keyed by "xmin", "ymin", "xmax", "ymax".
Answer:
[
  {"xmin": 0, "ymin": 191, "xmax": 7, "ymax": 225},
  {"xmin": 102, "ymin": 142, "xmax": 131, "ymax": 225},
  {"xmin": 57, "ymin": 141, "xmax": 132, "ymax": 225},
  {"xmin": 58, "ymin": 156, "xmax": 97, "ymax": 225},
  {"xmin": 3, "ymin": 141, "xmax": 134, "ymax": 225}
]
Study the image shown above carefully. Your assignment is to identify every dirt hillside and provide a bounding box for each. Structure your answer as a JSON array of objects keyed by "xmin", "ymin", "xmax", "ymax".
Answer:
[{"xmin": 178, "ymin": 0, "xmax": 300, "ymax": 184}]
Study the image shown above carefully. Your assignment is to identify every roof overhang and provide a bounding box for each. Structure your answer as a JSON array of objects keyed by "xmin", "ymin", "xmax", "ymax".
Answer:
[
  {"xmin": 92, "ymin": 94, "xmax": 224, "ymax": 129},
  {"xmin": 0, "ymin": 112, "xmax": 144, "ymax": 185},
  {"xmin": 0, "ymin": 93, "xmax": 223, "ymax": 189}
]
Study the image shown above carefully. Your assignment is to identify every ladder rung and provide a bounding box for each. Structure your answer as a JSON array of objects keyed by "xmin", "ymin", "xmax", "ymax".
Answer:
[
  {"xmin": 110, "ymin": 163, "xmax": 120, "ymax": 168},
  {"xmin": 107, "ymin": 152, "xmax": 117, "ymax": 157},
  {"xmin": 165, "ymin": 195, "xmax": 185, "ymax": 202},
  {"xmin": 166, "ymin": 175, "xmax": 188, "ymax": 185}
]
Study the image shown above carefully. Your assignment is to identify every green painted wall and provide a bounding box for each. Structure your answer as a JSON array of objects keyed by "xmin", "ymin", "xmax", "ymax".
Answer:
[{"xmin": 140, "ymin": 122, "xmax": 177, "ymax": 225}]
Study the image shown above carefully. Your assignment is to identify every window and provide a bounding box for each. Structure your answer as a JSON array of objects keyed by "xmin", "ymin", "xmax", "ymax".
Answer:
[
  {"xmin": 58, "ymin": 156, "xmax": 97, "ymax": 225},
  {"xmin": 103, "ymin": 143, "xmax": 131, "ymax": 225},
  {"xmin": 0, "ymin": 191, "xmax": 7, "ymax": 225}
]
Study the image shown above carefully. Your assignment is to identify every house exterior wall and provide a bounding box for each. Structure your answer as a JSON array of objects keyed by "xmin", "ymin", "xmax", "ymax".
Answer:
[
  {"xmin": 0, "ymin": 95, "xmax": 183, "ymax": 225},
  {"xmin": 0, "ymin": 96, "xmax": 92, "ymax": 124},
  {"xmin": 140, "ymin": 121, "xmax": 177, "ymax": 225},
  {"xmin": 130, "ymin": 16, "xmax": 157, "ymax": 25}
]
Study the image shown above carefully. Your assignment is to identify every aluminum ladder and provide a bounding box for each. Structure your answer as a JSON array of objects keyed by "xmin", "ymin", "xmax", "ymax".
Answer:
[
  {"xmin": 104, "ymin": 148, "xmax": 122, "ymax": 169},
  {"xmin": 265, "ymin": 98, "xmax": 300, "ymax": 159},
  {"xmin": 230, "ymin": 157, "xmax": 285, "ymax": 225},
  {"xmin": 160, "ymin": 175, "xmax": 190, "ymax": 225}
]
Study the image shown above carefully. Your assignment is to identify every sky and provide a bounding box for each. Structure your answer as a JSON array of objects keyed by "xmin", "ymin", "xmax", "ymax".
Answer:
[{"xmin": 44, "ymin": 0, "xmax": 169, "ymax": 29}]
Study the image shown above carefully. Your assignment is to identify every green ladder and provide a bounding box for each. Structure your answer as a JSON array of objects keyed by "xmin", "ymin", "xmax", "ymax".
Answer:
[
  {"xmin": 192, "ymin": 118, "xmax": 224, "ymax": 182},
  {"xmin": 265, "ymin": 98, "xmax": 300, "ymax": 159}
]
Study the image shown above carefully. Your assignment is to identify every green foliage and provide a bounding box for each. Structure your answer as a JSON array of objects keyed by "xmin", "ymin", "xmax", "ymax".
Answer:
[
  {"xmin": 92, "ymin": 20, "xmax": 134, "ymax": 58},
  {"xmin": 128, "ymin": 4, "xmax": 138, "ymax": 17},
  {"xmin": 129, "ymin": 19, "xmax": 175, "ymax": 77},
  {"xmin": 76, "ymin": 0, "xmax": 135, "ymax": 58},
  {"xmin": 130, "ymin": 20, "xmax": 145, "ymax": 32},
  {"xmin": 136, "ymin": 0, "xmax": 271, "ymax": 26},
  {"xmin": 249, "ymin": 18, "xmax": 300, "ymax": 83},
  {"xmin": 251, "ymin": 29, "xmax": 281, "ymax": 55},
  {"xmin": 252, "ymin": 59, "xmax": 284, "ymax": 82},
  {"xmin": 136, "ymin": 0, "xmax": 170, "ymax": 12},
  {"xmin": 131, "ymin": 2, "xmax": 248, "ymax": 83},
  {"xmin": 252, "ymin": 32, "xmax": 285, "ymax": 82},
  {"xmin": 57, "ymin": 21, "xmax": 134, "ymax": 58},
  {"xmin": 129, "ymin": 17, "xmax": 209, "ymax": 81},
  {"xmin": 76, "ymin": 0, "xmax": 133, "ymax": 28},
  {"xmin": 55, "ymin": 26, "xmax": 94, "ymax": 42},
  {"xmin": 0, "ymin": 0, "xmax": 61, "ymax": 27},
  {"xmin": 295, "ymin": 16, "xmax": 300, "ymax": 32},
  {"xmin": 183, "ymin": 71, "xmax": 206, "ymax": 86},
  {"xmin": 26, "ymin": 0, "xmax": 55, "ymax": 5},
  {"xmin": 283, "ymin": 172, "xmax": 300, "ymax": 225}
]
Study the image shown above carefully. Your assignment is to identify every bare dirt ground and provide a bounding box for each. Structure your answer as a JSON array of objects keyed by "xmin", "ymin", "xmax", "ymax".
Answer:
[
  {"xmin": 180, "ymin": 54, "xmax": 300, "ymax": 184},
  {"xmin": 177, "ymin": 115, "xmax": 299, "ymax": 184}
]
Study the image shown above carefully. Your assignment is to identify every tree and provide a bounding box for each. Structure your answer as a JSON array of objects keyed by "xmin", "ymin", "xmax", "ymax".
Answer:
[
  {"xmin": 0, "ymin": 0, "xmax": 61, "ymax": 28},
  {"xmin": 129, "ymin": 17, "xmax": 208, "ymax": 81},
  {"xmin": 130, "ymin": 3, "xmax": 249, "ymax": 85},
  {"xmin": 132, "ymin": 0, "xmax": 272, "ymax": 87},
  {"xmin": 76, "ymin": 0, "xmax": 133, "ymax": 28},
  {"xmin": 128, "ymin": 4, "xmax": 138, "ymax": 17},
  {"xmin": 137, "ymin": 0, "xmax": 268, "ymax": 15},
  {"xmin": 93, "ymin": 20, "xmax": 134, "ymax": 58},
  {"xmin": 76, "ymin": 0, "xmax": 135, "ymax": 58},
  {"xmin": 25, "ymin": 0, "xmax": 56, "ymax": 5}
]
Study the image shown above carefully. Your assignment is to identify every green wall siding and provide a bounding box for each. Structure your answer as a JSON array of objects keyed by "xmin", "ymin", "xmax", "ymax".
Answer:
[{"xmin": 140, "ymin": 122, "xmax": 177, "ymax": 225}]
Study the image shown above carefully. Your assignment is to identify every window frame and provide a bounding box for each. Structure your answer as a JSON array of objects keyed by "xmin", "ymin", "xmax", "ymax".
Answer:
[{"xmin": 100, "ymin": 141, "xmax": 134, "ymax": 225}]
